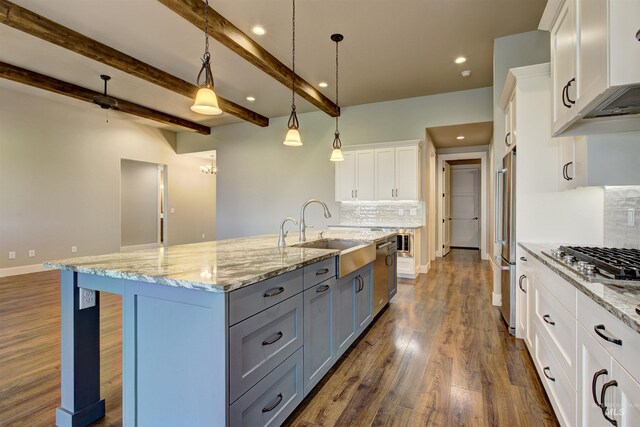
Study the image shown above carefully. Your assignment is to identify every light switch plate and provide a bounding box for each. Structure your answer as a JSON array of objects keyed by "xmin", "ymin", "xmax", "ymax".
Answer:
[
  {"xmin": 71, "ymin": 246, "xmax": 78, "ymax": 253},
  {"xmin": 8, "ymin": 251, "xmax": 16, "ymax": 260},
  {"xmin": 28, "ymin": 250, "xmax": 35, "ymax": 257},
  {"xmin": 628, "ymin": 209, "xmax": 635, "ymax": 226}
]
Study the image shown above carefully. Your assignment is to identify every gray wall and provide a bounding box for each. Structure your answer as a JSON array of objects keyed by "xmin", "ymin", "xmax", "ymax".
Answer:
[
  {"xmin": 121, "ymin": 159, "xmax": 160, "ymax": 247},
  {"xmin": 0, "ymin": 83, "xmax": 216, "ymax": 270},
  {"xmin": 178, "ymin": 87, "xmax": 494, "ymax": 266}
]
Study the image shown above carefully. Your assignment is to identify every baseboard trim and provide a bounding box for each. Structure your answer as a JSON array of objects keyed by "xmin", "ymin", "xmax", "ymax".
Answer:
[
  {"xmin": 0, "ymin": 263, "xmax": 49, "ymax": 278},
  {"xmin": 419, "ymin": 262, "xmax": 430, "ymax": 274},
  {"xmin": 120, "ymin": 243, "xmax": 161, "ymax": 252},
  {"xmin": 492, "ymin": 292, "xmax": 502, "ymax": 307}
]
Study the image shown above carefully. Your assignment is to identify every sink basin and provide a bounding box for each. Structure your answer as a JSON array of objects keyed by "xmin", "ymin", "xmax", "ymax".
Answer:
[{"xmin": 294, "ymin": 239, "xmax": 376, "ymax": 277}]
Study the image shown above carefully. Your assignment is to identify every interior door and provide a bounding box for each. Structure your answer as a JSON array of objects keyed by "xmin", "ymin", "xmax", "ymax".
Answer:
[
  {"xmin": 450, "ymin": 168, "xmax": 480, "ymax": 248},
  {"xmin": 443, "ymin": 162, "xmax": 451, "ymax": 256}
]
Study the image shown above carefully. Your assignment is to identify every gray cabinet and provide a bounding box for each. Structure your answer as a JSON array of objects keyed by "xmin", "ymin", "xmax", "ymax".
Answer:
[
  {"xmin": 303, "ymin": 278, "xmax": 335, "ymax": 395},
  {"xmin": 388, "ymin": 251, "xmax": 397, "ymax": 300},
  {"xmin": 334, "ymin": 272, "xmax": 357, "ymax": 359},
  {"xmin": 355, "ymin": 267, "xmax": 373, "ymax": 333}
]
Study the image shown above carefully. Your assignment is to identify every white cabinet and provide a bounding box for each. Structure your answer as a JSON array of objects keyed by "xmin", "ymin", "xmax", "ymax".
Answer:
[
  {"xmin": 612, "ymin": 359, "xmax": 640, "ymax": 427},
  {"xmin": 335, "ymin": 150, "xmax": 374, "ymax": 201},
  {"xmin": 336, "ymin": 141, "xmax": 421, "ymax": 202},
  {"xmin": 516, "ymin": 252, "xmax": 533, "ymax": 351},
  {"xmin": 543, "ymin": 0, "xmax": 640, "ymax": 136},
  {"xmin": 504, "ymin": 94, "xmax": 517, "ymax": 152}
]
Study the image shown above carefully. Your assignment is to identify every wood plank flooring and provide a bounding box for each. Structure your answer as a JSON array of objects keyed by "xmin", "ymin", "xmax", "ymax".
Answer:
[{"xmin": 0, "ymin": 249, "xmax": 558, "ymax": 426}]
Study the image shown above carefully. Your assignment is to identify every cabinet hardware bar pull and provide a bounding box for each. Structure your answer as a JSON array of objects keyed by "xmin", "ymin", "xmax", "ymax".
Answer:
[
  {"xmin": 262, "ymin": 331, "xmax": 283, "ymax": 346},
  {"xmin": 543, "ymin": 366, "xmax": 555, "ymax": 382},
  {"xmin": 316, "ymin": 268, "xmax": 330, "ymax": 276},
  {"xmin": 316, "ymin": 284, "xmax": 330, "ymax": 293},
  {"xmin": 543, "ymin": 314, "xmax": 555, "ymax": 326},
  {"xmin": 563, "ymin": 163, "xmax": 568, "ymax": 180},
  {"xmin": 600, "ymin": 380, "xmax": 619, "ymax": 426},
  {"xmin": 505, "ymin": 132, "xmax": 511, "ymax": 147},
  {"xmin": 262, "ymin": 393, "xmax": 283, "ymax": 413},
  {"xmin": 566, "ymin": 78, "xmax": 576, "ymax": 104},
  {"xmin": 592, "ymin": 369, "xmax": 608, "ymax": 408},
  {"xmin": 263, "ymin": 287, "xmax": 285, "ymax": 298},
  {"xmin": 562, "ymin": 84, "xmax": 571, "ymax": 108},
  {"xmin": 519, "ymin": 256, "xmax": 527, "ymax": 262},
  {"xmin": 594, "ymin": 324, "xmax": 622, "ymax": 346},
  {"xmin": 518, "ymin": 275, "xmax": 527, "ymax": 293},
  {"xmin": 386, "ymin": 254, "xmax": 393, "ymax": 266},
  {"xmin": 565, "ymin": 161, "xmax": 573, "ymax": 180}
]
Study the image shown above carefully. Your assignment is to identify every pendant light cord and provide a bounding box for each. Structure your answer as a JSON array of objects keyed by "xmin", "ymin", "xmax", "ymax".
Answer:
[
  {"xmin": 204, "ymin": 0, "xmax": 210, "ymax": 59},
  {"xmin": 335, "ymin": 38, "xmax": 339, "ymax": 133},
  {"xmin": 291, "ymin": 0, "xmax": 296, "ymax": 111}
]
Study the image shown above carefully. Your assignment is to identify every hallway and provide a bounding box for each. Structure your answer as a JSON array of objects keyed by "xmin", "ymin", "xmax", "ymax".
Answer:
[{"xmin": 0, "ymin": 250, "xmax": 558, "ymax": 426}]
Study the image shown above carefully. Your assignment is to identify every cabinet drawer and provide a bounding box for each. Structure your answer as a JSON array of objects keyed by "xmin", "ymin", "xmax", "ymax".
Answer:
[
  {"xmin": 528, "ymin": 255, "xmax": 577, "ymax": 317},
  {"xmin": 534, "ymin": 328, "xmax": 576, "ymax": 427},
  {"xmin": 577, "ymin": 291, "xmax": 640, "ymax": 384},
  {"xmin": 229, "ymin": 294, "xmax": 303, "ymax": 403},
  {"xmin": 230, "ymin": 347, "xmax": 304, "ymax": 427},
  {"xmin": 303, "ymin": 258, "xmax": 336, "ymax": 289},
  {"xmin": 229, "ymin": 270, "xmax": 303, "ymax": 326},
  {"xmin": 534, "ymin": 278, "xmax": 577, "ymax": 387}
]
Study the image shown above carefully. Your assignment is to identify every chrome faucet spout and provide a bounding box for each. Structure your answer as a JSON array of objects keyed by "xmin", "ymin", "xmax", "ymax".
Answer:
[
  {"xmin": 278, "ymin": 217, "xmax": 298, "ymax": 248},
  {"xmin": 299, "ymin": 199, "xmax": 332, "ymax": 242}
]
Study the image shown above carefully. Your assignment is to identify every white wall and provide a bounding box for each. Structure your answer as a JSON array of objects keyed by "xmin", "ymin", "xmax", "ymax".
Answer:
[
  {"xmin": 120, "ymin": 159, "xmax": 160, "ymax": 247},
  {"xmin": 178, "ymin": 87, "xmax": 494, "ymax": 267},
  {"xmin": 0, "ymin": 83, "xmax": 216, "ymax": 271}
]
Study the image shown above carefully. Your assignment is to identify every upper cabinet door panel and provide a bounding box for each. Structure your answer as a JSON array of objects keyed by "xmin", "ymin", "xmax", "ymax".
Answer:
[
  {"xmin": 576, "ymin": 0, "xmax": 608, "ymax": 113},
  {"xmin": 395, "ymin": 146, "xmax": 419, "ymax": 200},
  {"xmin": 335, "ymin": 151, "xmax": 355, "ymax": 202},
  {"xmin": 374, "ymin": 148, "xmax": 395, "ymax": 201},
  {"xmin": 356, "ymin": 150, "xmax": 375, "ymax": 201},
  {"xmin": 551, "ymin": 0, "xmax": 578, "ymax": 135}
]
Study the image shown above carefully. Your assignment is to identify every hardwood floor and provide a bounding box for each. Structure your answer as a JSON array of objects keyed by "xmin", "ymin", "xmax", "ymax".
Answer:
[{"xmin": 0, "ymin": 250, "xmax": 558, "ymax": 426}]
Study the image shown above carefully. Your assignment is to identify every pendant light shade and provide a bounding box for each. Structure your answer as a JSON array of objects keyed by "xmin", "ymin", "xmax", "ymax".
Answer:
[
  {"xmin": 329, "ymin": 33, "xmax": 344, "ymax": 162},
  {"xmin": 192, "ymin": 0, "xmax": 223, "ymax": 116},
  {"xmin": 284, "ymin": 0, "xmax": 302, "ymax": 146}
]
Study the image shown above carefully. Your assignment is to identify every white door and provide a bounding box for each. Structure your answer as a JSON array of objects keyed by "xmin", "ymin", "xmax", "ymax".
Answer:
[
  {"xmin": 374, "ymin": 148, "xmax": 395, "ymax": 201},
  {"xmin": 355, "ymin": 150, "xmax": 375, "ymax": 200},
  {"xmin": 395, "ymin": 146, "xmax": 418, "ymax": 200},
  {"xmin": 335, "ymin": 151, "xmax": 355, "ymax": 201},
  {"xmin": 442, "ymin": 162, "xmax": 451, "ymax": 256},
  {"xmin": 450, "ymin": 168, "xmax": 480, "ymax": 248}
]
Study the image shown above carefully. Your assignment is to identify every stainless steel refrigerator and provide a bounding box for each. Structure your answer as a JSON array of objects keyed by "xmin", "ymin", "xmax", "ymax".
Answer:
[{"xmin": 495, "ymin": 150, "xmax": 516, "ymax": 335}]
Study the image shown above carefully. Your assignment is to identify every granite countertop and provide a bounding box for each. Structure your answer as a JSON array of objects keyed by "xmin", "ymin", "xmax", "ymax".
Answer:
[
  {"xmin": 519, "ymin": 242, "xmax": 640, "ymax": 335},
  {"xmin": 44, "ymin": 230, "xmax": 396, "ymax": 294},
  {"xmin": 329, "ymin": 223, "xmax": 423, "ymax": 229}
]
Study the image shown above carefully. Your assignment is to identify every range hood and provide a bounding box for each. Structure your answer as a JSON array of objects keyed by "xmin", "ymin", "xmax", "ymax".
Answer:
[{"xmin": 584, "ymin": 86, "xmax": 640, "ymax": 119}]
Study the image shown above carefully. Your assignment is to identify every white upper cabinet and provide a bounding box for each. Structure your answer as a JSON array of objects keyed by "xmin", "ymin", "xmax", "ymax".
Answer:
[
  {"xmin": 543, "ymin": 0, "xmax": 640, "ymax": 136},
  {"xmin": 504, "ymin": 93, "xmax": 517, "ymax": 152},
  {"xmin": 335, "ymin": 141, "xmax": 421, "ymax": 202}
]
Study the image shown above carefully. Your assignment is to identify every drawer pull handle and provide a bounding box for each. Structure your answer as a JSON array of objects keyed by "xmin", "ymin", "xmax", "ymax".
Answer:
[
  {"xmin": 355, "ymin": 275, "xmax": 364, "ymax": 293},
  {"xmin": 262, "ymin": 393, "xmax": 283, "ymax": 413},
  {"xmin": 600, "ymin": 380, "xmax": 619, "ymax": 426},
  {"xmin": 316, "ymin": 268, "xmax": 330, "ymax": 276},
  {"xmin": 518, "ymin": 275, "xmax": 526, "ymax": 293},
  {"xmin": 519, "ymin": 256, "xmax": 527, "ymax": 262},
  {"xmin": 263, "ymin": 287, "xmax": 285, "ymax": 298},
  {"xmin": 594, "ymin": 324, "xmax": 622, "ymax": 346},
  {"xmin": 543, "ymin": 314, "xmax": 555, "ymax": 326},
  {"xmin": 262, "ymin": 331, "xmax": 283, "ymax": 346},
  {"xmin": 316, "ymin": 284, "xmax": 330, "ymax": 293},
  {"xmin": 592, "ymin": 369, "xmax": 608, "ymax": 408},
  {"xmin": 543, "ymin": 366, "xmax": 555, "ymax": 382}
]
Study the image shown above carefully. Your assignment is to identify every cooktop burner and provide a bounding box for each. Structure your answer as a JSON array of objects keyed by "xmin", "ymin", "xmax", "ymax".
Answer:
[{"xmin": 560, "ymin": 246, "xmax": 640, "ymax": 281}]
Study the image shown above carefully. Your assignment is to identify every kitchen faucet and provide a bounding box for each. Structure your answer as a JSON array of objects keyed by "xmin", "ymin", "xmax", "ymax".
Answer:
[
  {"xmin": 278, "ymin": 217, "xmax": 298, "ymax": 248},
  {"xmin": 299, "ymin": 199, "xmax": 332, "ymax": 242}
]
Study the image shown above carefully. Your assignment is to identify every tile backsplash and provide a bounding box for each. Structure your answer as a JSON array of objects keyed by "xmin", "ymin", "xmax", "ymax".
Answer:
[
  {"xmin": 339, "ymin": 201, "xmax": 424, "ymax": 227},
  {"xmin": 604, "ymin": 186, "xmax": 640, "ymax": 249}
]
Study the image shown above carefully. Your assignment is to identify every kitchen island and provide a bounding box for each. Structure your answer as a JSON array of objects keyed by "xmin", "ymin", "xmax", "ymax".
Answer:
[{"xmin": 44, "ymin": 230, "xmax": 396, "ymax": 427}]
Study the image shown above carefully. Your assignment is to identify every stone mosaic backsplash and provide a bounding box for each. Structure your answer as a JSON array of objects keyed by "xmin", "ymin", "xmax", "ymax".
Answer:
[
  {"xmin": 338, "ymin": 201, "xmax": 424, "ymax": 227},
  {"xmin": 604, "ymin": 186, "xmax": 640, "ymax": 249}
]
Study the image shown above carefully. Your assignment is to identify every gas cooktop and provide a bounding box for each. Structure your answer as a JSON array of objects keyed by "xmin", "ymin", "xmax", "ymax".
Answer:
[{"xmin": 542, "ymin": 245, "xmax": 640, "ymax": 286}]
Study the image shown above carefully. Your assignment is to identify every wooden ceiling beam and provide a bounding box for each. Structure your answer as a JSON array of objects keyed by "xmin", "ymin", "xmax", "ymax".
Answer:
[
  {"xmin": 0, "ymin": 0, "xmax": 268, "ymax": 127},
  {"xmin": 0, "ymin": 61, "xmax": 212, "ymax": 135},
  {"xmin": 158, "ymin": 0, "xmax": 340, "ymax": 117}
]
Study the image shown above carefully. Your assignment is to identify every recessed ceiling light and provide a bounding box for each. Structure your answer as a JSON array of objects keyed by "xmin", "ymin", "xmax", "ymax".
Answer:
[
  {"xmin": 246, "ymin": 96, "xmax": 256, "ymax": 102},
  {"xmin": 455, "ymin": 56, "xmax": 467, "ymax": 64},
  {"xmin": 251, "ymin": 25, "xmax": 266, "ymax": 36},
  {"xmin": 461, "ymin": 69, "xmax": 471, "ymax": 77},
  {"xmin": 456, "ymin": 136, "xmax": 465, "ymax": 140},
  {"xmin": 318, "ymin": 82, "xmax": 328, "ymax": 88}
]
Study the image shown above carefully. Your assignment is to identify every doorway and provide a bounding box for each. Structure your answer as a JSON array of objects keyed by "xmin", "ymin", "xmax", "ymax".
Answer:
[{"xmin": 449, "ymin": 160, "xmax": 481, "ymax": 249}]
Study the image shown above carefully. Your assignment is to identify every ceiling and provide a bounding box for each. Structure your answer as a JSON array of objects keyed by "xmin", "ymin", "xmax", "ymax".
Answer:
[
  {"xmin": 428, "ymin": 121, "xmax": 494, "ymax": 148},
  {"xmin": 1, "ymin": 0, "xmax": 546, "ymax": 131}
]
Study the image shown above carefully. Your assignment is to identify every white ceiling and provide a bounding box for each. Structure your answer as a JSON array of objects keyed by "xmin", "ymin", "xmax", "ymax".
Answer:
[{"xmin": 2, "ymin": 0, "xmax": 546, "ymax": 131}]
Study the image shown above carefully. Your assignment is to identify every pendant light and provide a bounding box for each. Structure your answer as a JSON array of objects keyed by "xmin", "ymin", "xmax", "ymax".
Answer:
[
  {"xmin": 191, "ymin": 0, "xmax": 222, "ymax": 115},
  {"xmin": 329, "ymin": 33, "xmax": 344, "ymax": 162},
  {"xmin": 283, "ymin": 0, "xmax": 302, "ymax": 146}
]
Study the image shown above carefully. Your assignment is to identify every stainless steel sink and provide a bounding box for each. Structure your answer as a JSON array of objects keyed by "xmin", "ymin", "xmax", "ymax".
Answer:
[{"xmin": 294, "ymin": 239, "xmax": 376, "ymax": 277}]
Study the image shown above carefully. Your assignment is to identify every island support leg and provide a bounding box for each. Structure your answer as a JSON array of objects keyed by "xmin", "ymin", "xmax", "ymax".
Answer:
[{"xmin": 56, "ymin": 270, "xmax": 105, "ymax": 427}]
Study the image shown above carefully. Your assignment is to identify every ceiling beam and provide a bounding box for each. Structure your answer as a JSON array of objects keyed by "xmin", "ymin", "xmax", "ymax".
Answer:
[
  {"xmin": 0, "ymin": 61, "xmax": 212, "ymax": 135},
  {"xmin": 0, "ymin": 0, "xmax": 268, "ymax": 127},
  {"xmin": 158, "ymin": 0, "xmax": 340, "ymax": 117}
]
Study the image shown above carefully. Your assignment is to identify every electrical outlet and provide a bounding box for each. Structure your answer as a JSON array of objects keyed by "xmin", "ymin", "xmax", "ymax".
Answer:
[
  {"xmin": 202, "ymin": 234, "xmax": 206, "ymax": 239},
  {"xmin": 28, "ymin": 250, "xmax": 35, "ymax": 257},
  {"xmin": 79, "ymin": 288, "xmax": 96, "ymax": 309},
  {"xmin": 628, "ymin": 209, "xmax": 635, "ymax": 226},
  {"xmin": 399, "ymin": 209, "xmax": 404, "ymax": 216},
  {"xmin": 71, "ymin": 246, "xmax": 78, "ymax": 253},
  {"xmin": 8, "ymin": 251, "xmax": 16, "ymax": 260},
  {"xmin": 410, "ymin": 208, "xmax": 417, "ymax": 216},
  {"xmin": 170, "ymin": 208, "xmax": 175, "ymax": 214}
]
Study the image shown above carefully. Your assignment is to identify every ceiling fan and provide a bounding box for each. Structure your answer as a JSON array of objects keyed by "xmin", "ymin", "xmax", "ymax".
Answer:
[{"xmin": 92, "ymin": 75, "xmax": 119, "ymax": 110}]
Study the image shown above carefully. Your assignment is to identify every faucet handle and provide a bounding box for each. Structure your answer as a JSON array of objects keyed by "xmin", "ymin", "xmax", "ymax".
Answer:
[
  {"xmin": 319, "ymin": 231, "xmax": 325, "ymax": 239},
  {"xmin": 284, "ymin": 231, "xmax": 288, "ymax": 237}
]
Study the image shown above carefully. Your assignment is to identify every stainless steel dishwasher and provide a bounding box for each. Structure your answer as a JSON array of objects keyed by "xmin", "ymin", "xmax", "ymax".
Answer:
[{"xmin": 373, "ymin": 238, "xmax": 396, "ymax": 316}]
